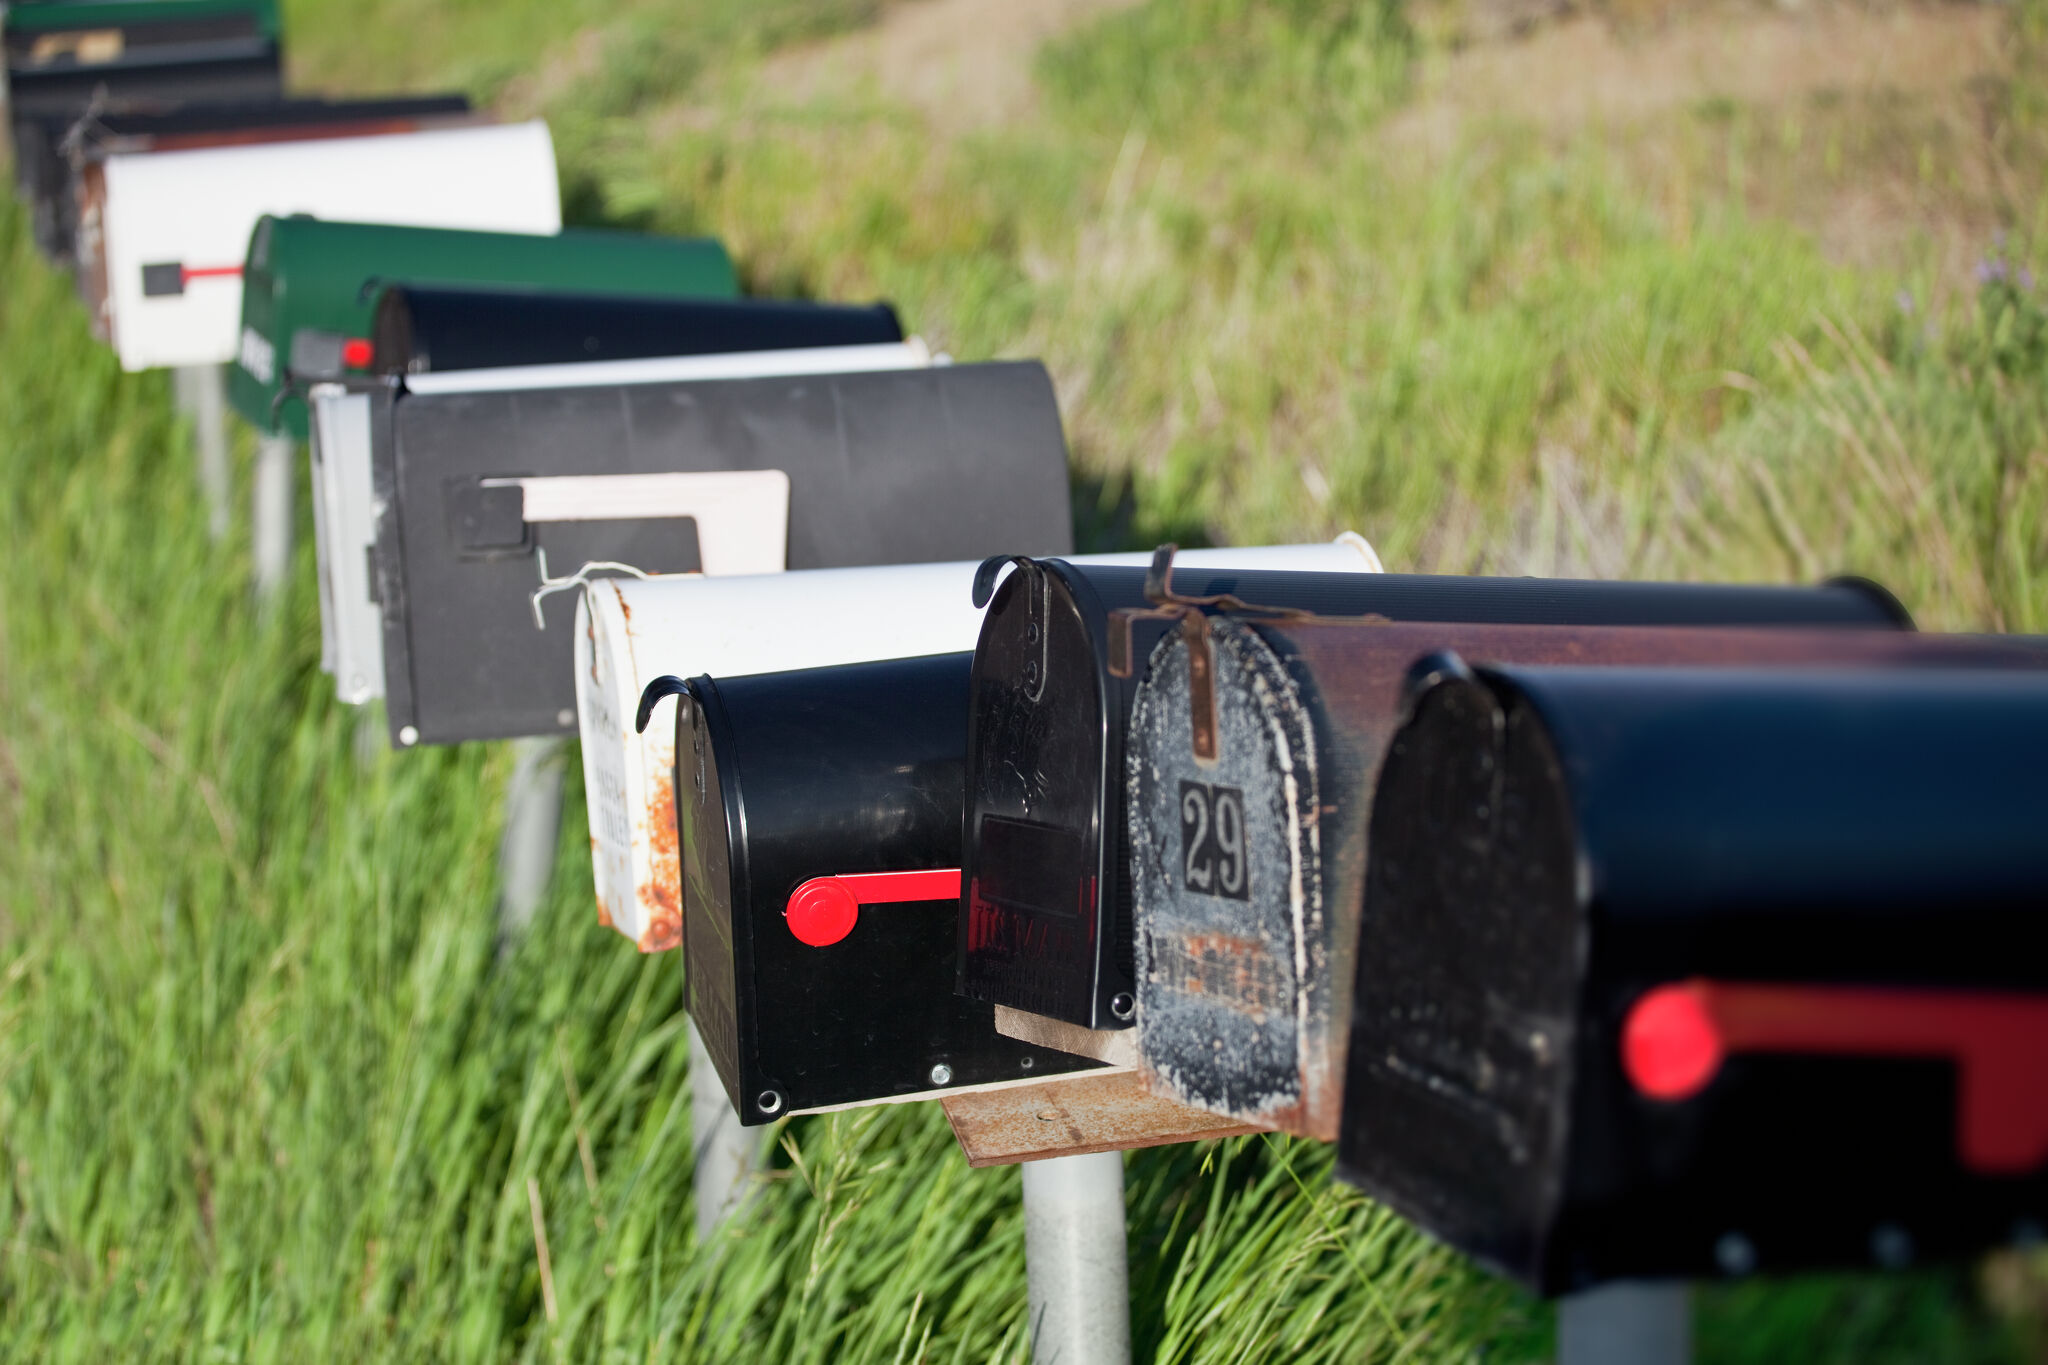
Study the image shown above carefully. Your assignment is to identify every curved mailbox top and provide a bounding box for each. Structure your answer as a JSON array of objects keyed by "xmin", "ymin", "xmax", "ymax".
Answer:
[
  {"xmin": 234, "ymin": 216, "xmax": 738, "ymax": 435},
  {"xmin": 91, "ymin": 121, "xmax": 562, "ymax": 373},
  {"xmin": 1341, "ymin": 659, "xmax": 2048, "ymax": 1292},
  {"xmin": 578, "ymin": 540, "xmax": 1382, "ymax": 952},
  {"xmin": 4, "ymin": 0, "xmax": 281, "ymax": 120},
  {"xmin": 369, "ymin": 286, "xmax": 902, "ymax": 379}
]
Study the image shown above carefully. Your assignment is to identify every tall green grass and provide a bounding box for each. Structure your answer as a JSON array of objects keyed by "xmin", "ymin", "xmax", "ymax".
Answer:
[{"xmin": 6, "ymin": 0, "xmax": 2048, "ymax": 1359}]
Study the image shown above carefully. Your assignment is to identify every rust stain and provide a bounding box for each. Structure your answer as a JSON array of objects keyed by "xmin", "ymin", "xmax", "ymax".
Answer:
[
  {"xmin": 634, "ymin": 772, "xmax": 682, "ymax": 952},
  {"xmin": 941, "ymin": 1071, "xmax": 1267, "ymax": 1167},
  {"xmin": 1153, "ymin": 932, "xmax": 1288, "ymax": 1015}
]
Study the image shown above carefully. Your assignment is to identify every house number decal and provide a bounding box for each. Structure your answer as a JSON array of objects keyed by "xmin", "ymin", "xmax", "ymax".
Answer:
[{"xmin": 1180, "ymin": 780, "xmax": 1249, "ymax": 900}]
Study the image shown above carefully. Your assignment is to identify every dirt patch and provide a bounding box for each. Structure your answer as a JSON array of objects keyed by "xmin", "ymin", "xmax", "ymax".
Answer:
[
  {"xmin": 1392, "ymin": 2, "xmax": 2007, "ymax": 146},
  {"xmin": 757, "ymin": 0, "xmax": 1147, "ymax": 127}
]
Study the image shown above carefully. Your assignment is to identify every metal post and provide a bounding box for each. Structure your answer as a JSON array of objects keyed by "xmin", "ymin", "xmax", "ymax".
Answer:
[
  {"xmin": 253, "ymin": 434, "xmax": 295, "ymax": 598},
  {"xmin": 174, "ymin": 364, "xmax": 231, "ymax": 540},
  {"xmin": 689, "ymin": 1022, "xmax": 760, "ymax": 1240},
  {"xmin": 1556, "ymin": 1281, "xmax": 1691, "ymax": 1365},
  {"xmin": 1022, "ymin": 1151, "xmax": 1131, "ymax": 1365},
  {"xmin": 496, "ymin": 736, "xmax": 567, "ymax": 946}
]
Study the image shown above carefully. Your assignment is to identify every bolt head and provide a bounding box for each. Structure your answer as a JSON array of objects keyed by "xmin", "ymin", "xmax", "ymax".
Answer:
[{"xmin": 929, "ymin": 1063, "xmax": 953, "ymax": 1087}]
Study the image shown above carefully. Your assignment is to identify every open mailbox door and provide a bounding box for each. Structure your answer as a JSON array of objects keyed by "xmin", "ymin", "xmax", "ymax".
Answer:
[
  {"xmin": 83, "ymin": 120, "xmax": 561, "ymax": 371},
  {"xmin": 329, "ymin": 358, "xmax": 1071, "ymax": 746}
]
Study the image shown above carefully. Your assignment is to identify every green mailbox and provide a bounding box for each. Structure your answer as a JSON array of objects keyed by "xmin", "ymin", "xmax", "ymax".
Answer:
[{"xmin": 228, "ymin": 216, "xmax": 740, "ymax": 438}]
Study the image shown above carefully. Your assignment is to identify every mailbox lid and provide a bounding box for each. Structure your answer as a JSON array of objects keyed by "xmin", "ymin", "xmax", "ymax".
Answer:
[
  {"xmin": 98, "ymin": 121, "xmax": 562, "ymax": 372},
  {"xmin": 231, "ymin": 217, "xmax": 740, "ymax": 437},
  {"xmin": 1341, "ymin": 660, "xmax": 2048, "ymax": 1291},
  {"xmin": 681, "ymin": 653, "xmax": 1098, "ymax": 1123},
  {"xmin": 1130, "ymin": 617, "xmax": 2048, "ymax": 1142},
  {"xmin": 370, "ymin": 286, "xmax": 902, "ymax": 377},
  {"xmin": 378, "ymin": 360, "xmax": 1074, "ymax": 746}
]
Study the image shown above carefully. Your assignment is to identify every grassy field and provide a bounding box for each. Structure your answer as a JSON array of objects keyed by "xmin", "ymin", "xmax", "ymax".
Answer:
[{"xmin": 5, "ymin": 0, "xmax": 2048, "ymax": 1359}]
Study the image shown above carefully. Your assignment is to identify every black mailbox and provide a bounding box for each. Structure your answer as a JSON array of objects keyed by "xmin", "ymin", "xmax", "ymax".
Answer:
[
  {"xmin": 367, "ymin": 285, "xmax": 905, "ymax": 376},
  {"xmin": 960, "ymin": 551, "xmax": 1907, "ymax": 1031},
  {"xmin": 655, "ymin": 653, "xmax": 1098, "ymax": 1123},
  {"xmin": 1340, "ymin": 658, "xmax": 2048, "ymax": 1292},
  {"xmin": 368, "ymin": 361, "xmax": 1073, "ymax": 745}
]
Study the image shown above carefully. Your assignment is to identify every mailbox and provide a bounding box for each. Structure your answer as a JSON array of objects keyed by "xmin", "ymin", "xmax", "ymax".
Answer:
[
  {"xmin": 3, "ymin": 0, "xmax": 282, "ymax": 127},
  {"xmin": 78, "ymin": 120, "xmax": 561, "ymax": 371},
  {"xmin": 1126, "ymin": 603, "xmax": 2048, "ymax": 1141},
  {"xmin": 307, "ymin": 346, "xmax": 938, "ymax": 713},
  {"xmin": 232, "ymin": 218, "xmax": 741, "ymax": 439},
  {"xmin": 18, "ymin": 94, "xmax": 475, "ymax": 264},
  {"xmin": 582, "ymin": 543, "xmax": 1382, "ymax": 952},
  {"xmin": 1338, "ymin": 659, "xmax": 2048, "ymax": 1291},
  {"xmin": 366, "ymin": 286, "xmax": 904, "ymax": 378},
  {"xmin": 335, "ymin": 360, "xmax": 1073, "ymax": 746},
  {"xmin": 662, "ymin": 653, "xmax": 1103, "ymax": 1123},
  {"xmin": 964, "ymin": 552, "xmax": 1907, "ymax": 1032}
]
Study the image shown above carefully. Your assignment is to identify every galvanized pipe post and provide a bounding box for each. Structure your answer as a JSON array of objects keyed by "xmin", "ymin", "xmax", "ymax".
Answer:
[
  {"xmin": 496, "ymin": 736, "xmax": 567, "ymax": 947},
  {"xmin": 688, "ymin": 1022, "xmax": 760, "ymax": 1240},
  {"xmin": 1023, "ymin": 1151, "xmax": 1132, "ymax": 1365},
  {"xmin": 174, "ymin": 364, "xmax": 231, "ymax": 541},
  {"xmin": 1556, "ymin": 1281, "xmax": 1691, "ymax": 1365},
  {"xmin": 252, "ymin": 434, "xmax": 295, "ymax": 598}
]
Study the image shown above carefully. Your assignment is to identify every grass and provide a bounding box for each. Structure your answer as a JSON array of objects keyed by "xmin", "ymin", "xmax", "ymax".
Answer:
[{"xmin": 5, "ymin": 0, "xmax": 2048, "ymax": 1358}]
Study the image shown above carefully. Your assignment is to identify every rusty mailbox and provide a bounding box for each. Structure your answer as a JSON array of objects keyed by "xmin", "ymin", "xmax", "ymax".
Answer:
[
  {"xmin": 1338, "ymin": 659, "xmax": 2048, "ymax": 1291},
  {"xmin": 1124, "ymin": 588, "xmax": 2048, "ymax": 1141},
  {"xmin": 958, "ymin": 550, "xmax": 1900, "ymax": 1034}
]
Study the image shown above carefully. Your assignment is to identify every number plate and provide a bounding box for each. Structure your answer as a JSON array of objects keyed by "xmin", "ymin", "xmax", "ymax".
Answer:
[{"xmin": 1179, "ymin": 780, "xmax": 1250, "ymax": 900}]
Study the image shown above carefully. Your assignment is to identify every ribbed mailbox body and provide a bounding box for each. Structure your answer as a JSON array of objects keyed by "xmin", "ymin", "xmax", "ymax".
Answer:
[
  {"xmin": 370, "ymin": 287, "xmax": 903, "ymax": 379},
  {"xmin": 233, "ymin": 220, "xmax": 741, "ymax": 438},
  {"xmin": 1339, "ymin": 661, "xmax": 2048, "ymax": 1291},
  {"xmin": 81, "ymin": 120, "xmax": 561, "ymax": 371},
  {"xmin": 959, "ymin": 550, "xmax": 1395, "ymax": 1030},
  {"xmin": 582, "ymin": 543, "xmax": 1383, "ymax": 953},
  {"xmin": 348, "ymin": 360, "xmax": 1071, "ymax": 746},
  {"xmin": 18, "ymin": 95, "xmax": 474, "ymax": 265},
  {"xmin": 675, "ymin": 655, "xmax": 1101, "ymax": 1124},
  {"xmin": 1124, "ymin": 609, "xmax": 2048, "ymax": 1141}
]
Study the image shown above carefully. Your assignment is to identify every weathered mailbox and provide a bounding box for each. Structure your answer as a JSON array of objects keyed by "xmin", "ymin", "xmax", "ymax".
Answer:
[
  {"xmin": 1125, "ymin": 600, "xmax": 2048, "ymax": 1141},
  {"xmin": 325, "ymin": 360, "xmax": 1073, "ymax": 746},
  {"xmin": 581, "ymin": 543, "xmax": 1380, "ymax": 952},
  {"xmin": 78, "ymin": 120, "xmax": 561, "ymax": 371},
  {"xmin": 231, "ymin": 216, "xmax": 740, "ymax": 438},
  {"xmin": 659, "ymin": 654, "xmax": 1103, "ymax": 1123},
  {"xmin": 18, "ymin": 94, "xmax": 475, "ymax": 264},
  {"xmin": 366, "ymin": 286, "xmax": 905, "ymax": 378},
  {"xmin": 1338, "ymin": 659, "xmax": 2048, "ymax": 1291},
  {"xmin": 958, "ymin": 549, "xmax": 1890, "ymax": 1033}
]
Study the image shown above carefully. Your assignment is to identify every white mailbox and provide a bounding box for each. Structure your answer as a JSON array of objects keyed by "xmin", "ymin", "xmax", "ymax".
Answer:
[
  {"xmin": 86, "ymin": 120, "xmax": 561, "ymax": 371},
  {"xmin": 577, "ymin": 536, "xmax": 1385, "ymax": 951}
]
